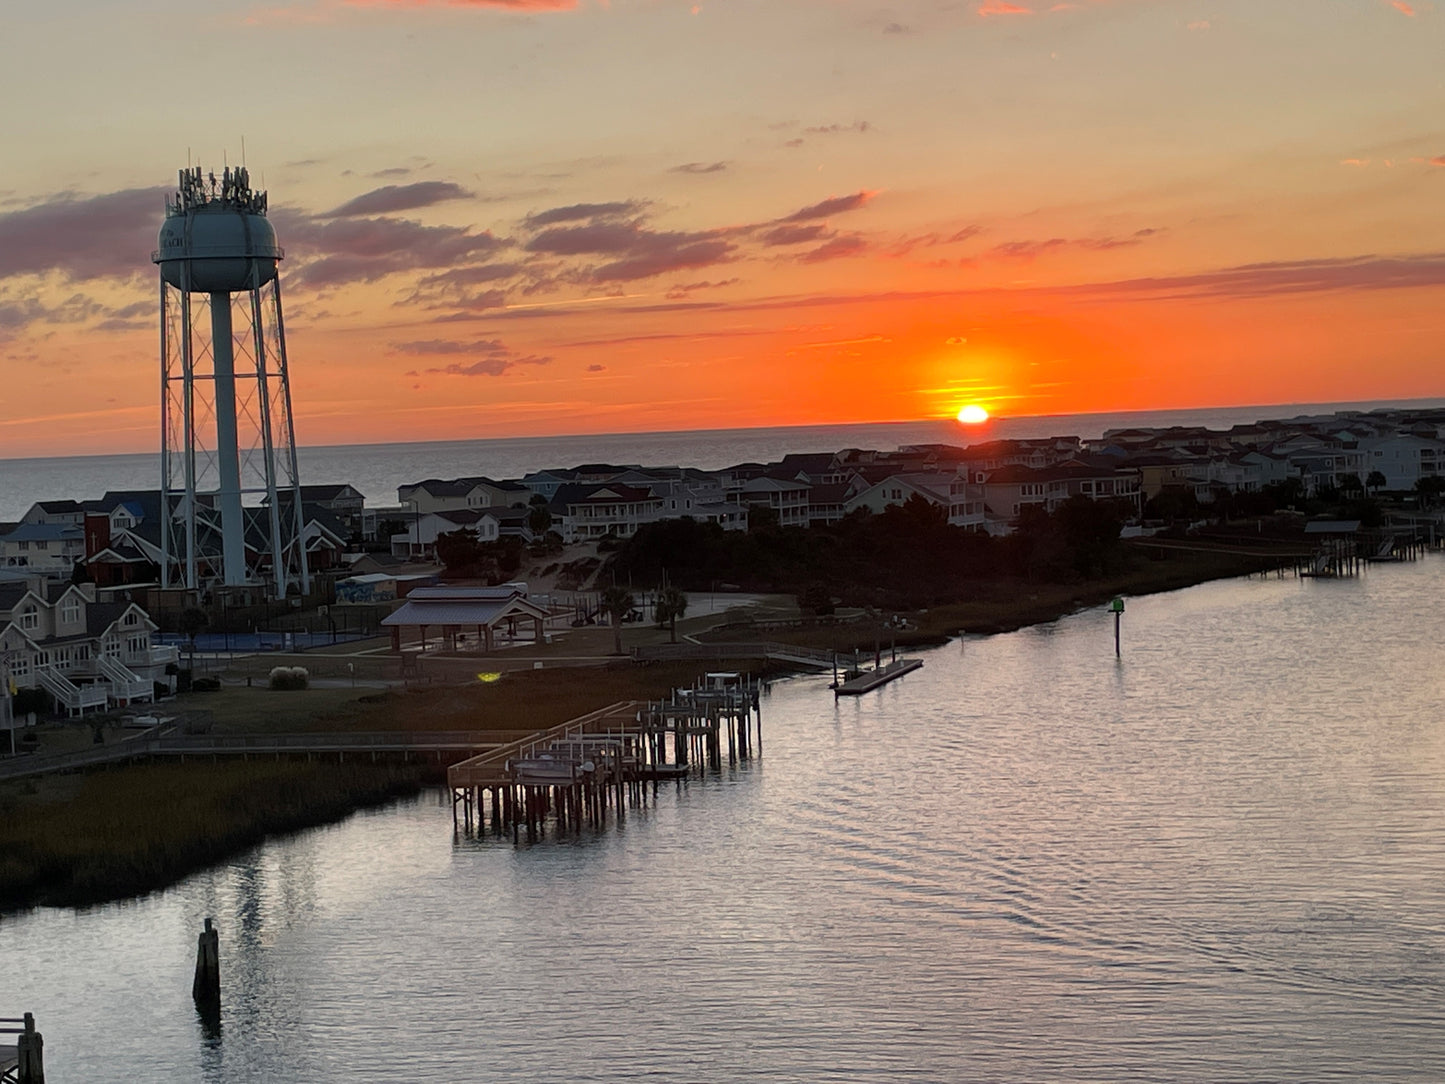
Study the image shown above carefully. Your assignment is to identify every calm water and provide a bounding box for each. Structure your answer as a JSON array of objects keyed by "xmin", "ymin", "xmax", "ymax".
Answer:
[
  {"xmin": 3, "ymin": 397, "xmax": 1441, "ymax": 521},
  {"xmin": 4, "ymin": 559, "xmax": 1445, "ymax": 1081}
]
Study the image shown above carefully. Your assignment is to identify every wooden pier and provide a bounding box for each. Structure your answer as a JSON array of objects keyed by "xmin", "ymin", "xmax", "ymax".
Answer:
[
  {"xmin": 1, "ymin": 1014, "xmax": 42, "ymax": 1084},
  {"xmin": 447, "ymin": 674, "xmax": 762, "ymax": 839}
]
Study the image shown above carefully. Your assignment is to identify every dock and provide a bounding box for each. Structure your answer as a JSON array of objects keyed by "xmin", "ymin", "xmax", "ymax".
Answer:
[
  {"xmin": 833, "ymin": 657, "xmax": 923, "ymax": 695},
  {"xmin": 1, "ymin": 1014, "xmax": 42, "ymax": 1084},
  {"xmin": 448, "ymin": 673, "xmax": 762, "ymax": 839}
]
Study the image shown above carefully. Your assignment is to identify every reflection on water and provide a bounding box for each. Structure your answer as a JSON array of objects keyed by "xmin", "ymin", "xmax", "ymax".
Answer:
[{"xmin": 5, "ymin": 560, "xmax": 1445, "ymax": 1081}]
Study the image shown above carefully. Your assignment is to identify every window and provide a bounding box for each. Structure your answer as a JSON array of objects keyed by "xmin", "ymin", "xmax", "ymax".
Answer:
[
  {"xmin": 62, "ymin": 598, "xmax": 81, "ymax": 624},
  {"xmin": 19, "ymin": 606, "xmax": 38, "ymax": 631}
]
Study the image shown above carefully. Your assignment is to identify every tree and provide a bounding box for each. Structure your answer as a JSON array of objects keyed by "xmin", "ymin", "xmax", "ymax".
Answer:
[
  {"xmin": 1338, "ymin": 472, "xmax": 1364, "ymax": 498},
  {"xmin": 435, "ymin": 528, "xmax": 484, "ymax": 578},
  {"xmin": 1415, "ymin": 475, "xmax": 1445, "ymax": 508},
  {"xmin": 654, "ymin": 584, "xmax": 688, "ymax": 643},
  {"xmin": 179, "ymin": 606, "xmax": 209, "ymax": 676},
  {"xmin": 601, "ymin": 585, "xmax": 636, "ymax": 655},
  {"xmin": 527, "ymin": 494, "xmax": 553, "ymax": 537},
  {"xmin": 1367, "ymin": 470, "xmax": 1388, "ymax": 495}
]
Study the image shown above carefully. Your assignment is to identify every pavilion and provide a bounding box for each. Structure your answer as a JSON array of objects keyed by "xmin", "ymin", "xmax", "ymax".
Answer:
[{"xmin": 381, "ymin": 585, "xmax": 551, "ymax": 654}]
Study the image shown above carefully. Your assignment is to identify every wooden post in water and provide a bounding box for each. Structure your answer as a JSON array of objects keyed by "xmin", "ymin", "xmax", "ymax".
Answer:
[
  {"xmin": 17, "ymin": 1013, "xmax": 43, "ymax": 1084},
  {"xmin": 192, "ymin": 918, "xmax": 220, "ymax": 1007}
]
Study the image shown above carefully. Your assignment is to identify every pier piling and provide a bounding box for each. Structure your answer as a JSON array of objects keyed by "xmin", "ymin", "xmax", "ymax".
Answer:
[{"xmin": 192, "ymin": 918, "xmax": 220, "ymax": 1008}]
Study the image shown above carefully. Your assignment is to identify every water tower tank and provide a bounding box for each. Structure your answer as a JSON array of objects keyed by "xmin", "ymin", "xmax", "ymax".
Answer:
[{"xmin": 154, "ymin": 166, "xmax": 282, "ymax": 292}]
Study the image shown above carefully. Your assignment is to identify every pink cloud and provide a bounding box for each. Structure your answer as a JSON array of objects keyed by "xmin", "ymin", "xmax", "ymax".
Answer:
[
  {"xmin": 1391, "ymin": 0, "xmax": 1416, "ymax": 14},
  {"xmin": 345, "ymin": 0, "xmax": 578, "ymax": 9},
  {"xmin": 1430, "ymin": 156, "xmax": 1445, "ymax": 167},
  {"xmin": 979, "ymin": 0, "xmax": 1031, "ymax": 13}
]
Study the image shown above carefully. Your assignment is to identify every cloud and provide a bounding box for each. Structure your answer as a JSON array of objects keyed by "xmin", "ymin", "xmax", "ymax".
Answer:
[
  {"xmin": 778, "ymin": 190, "xmax": 878, "ymax": 223},
  {"xmin": 345, "ymin": 0, "xmax": 577, "ymax": 9},
  {"xmin": 761, "ymin": 223, "xmax": 831, "ymax": 247},
  {"xmin": 1391, "ymin": 0, "xmax": 1416, "ymax": 15},
  {"xmin": 593, "ymin": 237, "xmax": 734, "ymax": 282},
  {"xmin": 273, "ymin": 211, "xmax": 508, "ymax": 287},
  {"xmin": 389, "ymin": 337, "xmax": 551, "ymax": 376},
  {"xmin": 979, "ymin": 0, "xmax": 1031, "ymax": 14},
  {"xmin": 0, "ymin": 187, "xmax": 167, "ymax": 280},
  {"xmin": 1187, "ymin": 19, "xmax": 1209, "ymax": 31},
  {"xmin": 883, "ymin": 22, "xmax": 909, "ymax": 33},
  {"xmin": 670, "ymin": 162, "xmax": 728, "ymax": 174},
  {"xmin": 417, "ymin": 263, "xmax": 524, "ymax": 288},
  {"xmin": 525, "ymin": 222, "xmax": 651, "ymax": 256},
  {"xmin": 523, "ymin": 201, "xmax": 644, "ymax": 228},
  {"xmin": 1430, "ymin": 156, "xmax": 1445, "ymax": 167},
  {"xmin": 665, "ymin": 278, "xmax": 740, "ymax": 298},
  {"xmin": 803, "ymin": 121, "xmax": 871, "ymax": 135},
  {"xmin": 324, "ymin": 181, "xmax": 471, "ymax": 217},
  {"xmin": 520, "ymin": 205, "xmax": 736, "ymax": 282},
  {"xmin": 985, "ymin": 234, "xmax": 1144, "ymax": 260},
  {"xmin": 586, "ymin": 363, "xmax": 606, "ymax": 372},
  {"xmin": 800, "ymin": 236, "xmax": 868, "ymax": 263}
]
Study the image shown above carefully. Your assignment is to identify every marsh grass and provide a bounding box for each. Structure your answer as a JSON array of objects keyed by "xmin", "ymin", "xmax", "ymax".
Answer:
[{"xmin": 0, "ymin": 760, "xmax": 426, "ymax": 912}]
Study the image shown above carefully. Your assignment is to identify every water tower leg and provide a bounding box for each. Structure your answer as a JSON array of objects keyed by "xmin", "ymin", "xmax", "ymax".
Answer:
[{"xmin": 209, "ymin": 293, "xmax": 247, "ymax": 585}]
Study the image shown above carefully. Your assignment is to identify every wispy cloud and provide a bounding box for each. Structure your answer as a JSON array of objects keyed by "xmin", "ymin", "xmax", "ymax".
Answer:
[
  {"xmin": 778, "ymin": 190, "xmax": 878, "ymax": 223},
  {"xmin": 670, "ymin": 161, "xmax": 728, "ymax": 174},
  {"xmin": 391, "ymin": 337, "xmax": 551, "ymax": 376},
  {"xmin": 0, "ymin": 187, "xmax": 166, "ymax": 280},
  {"xmin": 324, "ymin": 181, "xmax": 472, "ymax": 217},
  {"xmin": 979, "ymin": 1, "xmax": 1031, "ymax": 15}
]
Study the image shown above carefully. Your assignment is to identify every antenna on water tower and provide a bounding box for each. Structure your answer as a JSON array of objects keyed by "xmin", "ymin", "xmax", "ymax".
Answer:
[{"xmin": 153, "ymin": 164, "xmax": 310, "ymax": 600}]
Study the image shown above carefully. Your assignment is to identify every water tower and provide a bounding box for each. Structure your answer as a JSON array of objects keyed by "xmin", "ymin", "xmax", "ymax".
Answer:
[{"xmin": 154, "ymin": 165, "xmax": 310, "ymax": 599}]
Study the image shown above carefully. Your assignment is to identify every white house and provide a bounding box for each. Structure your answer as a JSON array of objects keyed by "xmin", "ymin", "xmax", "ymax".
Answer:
[
  {"xmin": 0, "ymin": 523, "xmax": 85, "ymax": 574},
  {"xmin": 738, "ymin": 477, "xmax": 810, "ymax": 528},
  {"xmin": 0, "ymin": 576, "xmax": 178, "ymax": 714}
]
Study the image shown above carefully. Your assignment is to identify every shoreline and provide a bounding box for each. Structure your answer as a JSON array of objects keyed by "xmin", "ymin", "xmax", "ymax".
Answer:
[{"xmin": 0, "ymin": 549, "xmax": 1284, "ymax": 917}]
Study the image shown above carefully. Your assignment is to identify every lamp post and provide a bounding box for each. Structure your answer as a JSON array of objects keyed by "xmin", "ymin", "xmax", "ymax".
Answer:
[{"xmin": 1109, "ymin": 596, "xmax": 1125, "ymax": 658}]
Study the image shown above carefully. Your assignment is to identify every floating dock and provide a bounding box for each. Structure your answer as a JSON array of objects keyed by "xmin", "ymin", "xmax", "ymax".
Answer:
[{"xmin": 833, "ymin": 657, "xmax": 923, "ymax": 696}]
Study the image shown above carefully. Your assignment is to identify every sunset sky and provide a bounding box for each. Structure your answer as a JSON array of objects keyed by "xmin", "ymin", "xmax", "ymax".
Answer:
[{"xmin": 1, "ymin": 0, "xmax": 1443, "ymax": 456}]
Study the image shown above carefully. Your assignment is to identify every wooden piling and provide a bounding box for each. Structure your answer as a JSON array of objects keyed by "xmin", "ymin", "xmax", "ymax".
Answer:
[
  {"xmin": 192, "ymin": 918, "xmax": 220, "ymax": 1007},
  {"xmin": 16, "ymin": 1013, "xmax": 43, "ymax": 1084}
]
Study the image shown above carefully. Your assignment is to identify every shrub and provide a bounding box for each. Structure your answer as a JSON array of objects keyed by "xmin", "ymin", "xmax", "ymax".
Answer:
[
  {"xmin": 268, "ymin": 666, "xmax": 309, "ymax": 691},
  {"xmin": 191, "ymin": 677, "xmax": 222, "ymax": 693},
  {"xmin": 12, "ymin": 687, "xmax": 51, "ymax": 718}
]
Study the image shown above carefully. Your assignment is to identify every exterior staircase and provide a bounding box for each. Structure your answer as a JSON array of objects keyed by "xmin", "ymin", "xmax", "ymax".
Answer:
[
  {"xmin": 34, "ymin": 667, "xmax": 108, "ymax": 717},
  {"xmin": 99, "ymin": 655, "xmax": 154, "ymax": 706}
]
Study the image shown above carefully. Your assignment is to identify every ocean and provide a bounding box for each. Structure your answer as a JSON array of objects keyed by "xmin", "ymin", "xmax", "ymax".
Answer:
[{"xmin": 1, "ymin": 397, "xmax": 1440, "ymax": 523}]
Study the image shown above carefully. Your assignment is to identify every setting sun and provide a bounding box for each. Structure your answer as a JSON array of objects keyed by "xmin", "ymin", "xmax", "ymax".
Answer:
[{"xmin": 957, "ymin": 405, "xmax": 990, "ymax": 425}]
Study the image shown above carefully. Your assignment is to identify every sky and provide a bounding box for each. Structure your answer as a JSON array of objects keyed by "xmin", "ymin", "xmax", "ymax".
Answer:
[{"xmin": 1, "ymin": 0, "xmax": 1443, "ymax": 457}]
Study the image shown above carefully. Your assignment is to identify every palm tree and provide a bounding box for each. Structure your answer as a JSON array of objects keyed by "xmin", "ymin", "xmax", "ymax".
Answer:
[
  {"xmin": 1366, "ymin": 470, "xmax": 1387, "ymax": 496},
  {"xmin": 601, "ymin": 585, "xmax": 635, "ymax": 656},
  {"xmin": 654, "ymin": 584, "xmax": 688, "ymax": 643}
]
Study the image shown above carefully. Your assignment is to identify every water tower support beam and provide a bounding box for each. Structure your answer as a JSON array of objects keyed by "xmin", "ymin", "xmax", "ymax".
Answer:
[{"xmin": 209, "ymin": 292, "xmax": 247, "ymax": 585}]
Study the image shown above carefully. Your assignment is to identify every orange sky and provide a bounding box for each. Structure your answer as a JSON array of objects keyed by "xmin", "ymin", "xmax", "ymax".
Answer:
[{"xmin": 1, "ymin": 0, "xmax": 1443, "ymax": 457}]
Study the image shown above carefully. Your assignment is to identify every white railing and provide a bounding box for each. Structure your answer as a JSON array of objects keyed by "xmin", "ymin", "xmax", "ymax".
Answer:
[
  {"xmin": 34, "ymin": 667, "xmax": 108, "ymax": 716},
  {"xmin": 99, "ymin": 656, "xmax": 153, "ymax": 705}
]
